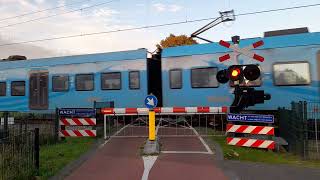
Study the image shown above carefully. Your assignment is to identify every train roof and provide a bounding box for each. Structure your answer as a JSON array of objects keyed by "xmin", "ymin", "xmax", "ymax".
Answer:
[
  {"xmin": 162, "ymin": 32, "xmax": 320, "ymax": 58},
  {"xmin": 0, "ymin": 48, "xmax": 147, "ymax": 70}
]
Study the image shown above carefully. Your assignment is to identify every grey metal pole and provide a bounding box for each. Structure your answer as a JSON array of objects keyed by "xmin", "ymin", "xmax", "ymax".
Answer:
[
  {"xmin": 3, "ymin": 111, "xmax": 8, "ymax": 137},
  {"xmin": 315, "ymin": 104, "xmax": 319, "ymax": 153},
  {"xmin": 104, "ymin": 114, "xmax": 107, "ymax": 139},
  {"xmin": 54, "ymin": 108, "xmax": 59, "ymax": 142},
  {"xmin": 34, "ymin": 128, "xmax": 40, "ymax": 175}
]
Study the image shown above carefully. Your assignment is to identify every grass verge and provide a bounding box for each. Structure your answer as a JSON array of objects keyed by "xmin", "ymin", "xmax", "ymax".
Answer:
[
  {"xmin": 39, "ymin": 137, "xmax": 95, "ymax": 179},
  {"xmin": 211, "ymin": 136, "xmax": 320, "ymax": 168}
]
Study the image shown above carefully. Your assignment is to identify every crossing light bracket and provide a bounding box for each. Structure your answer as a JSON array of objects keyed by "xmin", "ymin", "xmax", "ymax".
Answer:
[{"xmin": 230, "ymin": 85, "xmax": 271, "ymax": 113}]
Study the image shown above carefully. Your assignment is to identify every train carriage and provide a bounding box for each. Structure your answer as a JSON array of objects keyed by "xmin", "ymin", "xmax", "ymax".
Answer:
[
  {"xmin": 161, "ymin": 31, "xmax": 320, "ymax": 110},
  {"xmin": 0, "ymin": 48, "xmax": 149, "ymax": 112}
]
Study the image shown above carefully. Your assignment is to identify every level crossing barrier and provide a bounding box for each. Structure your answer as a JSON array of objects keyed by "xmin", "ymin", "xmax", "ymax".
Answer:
[{"xmin": 101, "ymin": 106, "xmax": 228, "ymax": 139}]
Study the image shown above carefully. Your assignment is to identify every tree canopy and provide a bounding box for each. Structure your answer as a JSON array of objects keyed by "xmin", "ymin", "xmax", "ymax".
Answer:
[{"xmin": 156, "ymin": 34, "xmax": 198, "ymax": 49}]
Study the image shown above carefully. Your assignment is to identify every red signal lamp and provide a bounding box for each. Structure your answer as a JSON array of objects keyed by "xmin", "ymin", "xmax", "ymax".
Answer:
[
  {"xmin": 228, "ymin": 65, "xmax": 243, "ymax": 81},
  {"xmin": 231, "ymin": 69, "xmax": 240, "ymax": 77}
]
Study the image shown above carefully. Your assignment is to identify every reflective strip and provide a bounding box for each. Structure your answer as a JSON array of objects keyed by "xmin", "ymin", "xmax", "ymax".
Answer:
[
  {"xmin": 227, "ymin": 125, "xmax": 241, "ymax": 133},
  {"xmin": 242, "ymin": 139, "xmax": 256, "ymax": 147},
  {"xmin": 137, "ymin": 108, "xmax": 149, "ymax": 114},
  {"xmin": 185, "ymin": 107, "xmax": 197, "ymax": 113},
  {"xmin": 209, "ymin": 107, "xmax": 220, "ymax": 113},
  {"xmin": 161, "ymin": 107, "xmax": 173, "ymax": 113},
  {"xmin": 259, "ymin": 140, "xmax": 274, "ymax": 149},
  {"xmin": 242, "ymin": 126, "xmax": 256, "ymax": 133},
  {"xmin": 67, "ymin": 130, "xmax": 76, "ymax": 137},
  {"xmin": 259, "ymin": 127, "xmax": 274, "ymax": 135},
  {"xmin": 228, "ymin": 138, "xmax": 240, "ymax": 145},
  {"xmin": 114, "ymin": 108, "xmax": 126, "ymax": 114}
]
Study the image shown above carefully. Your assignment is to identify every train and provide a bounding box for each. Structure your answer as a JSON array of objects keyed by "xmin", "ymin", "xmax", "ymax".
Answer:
[{"xmin": 0, "ymin": 27, "xmax": 319, "ymax": 112}]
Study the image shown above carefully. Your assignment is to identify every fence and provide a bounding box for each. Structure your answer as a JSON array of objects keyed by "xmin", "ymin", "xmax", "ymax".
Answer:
[
  {"xmin": 0, "ymin": 129, "xmax": 39, "ymax": 180},
  {"xmin": 278, "ymin": 101, "xmax": 320, "ymax": 160},
  {"xmin": 0, "ymin": 112, "xmax": 57, "ymax": 145},
  {"xmin": 102, "ymin": 107, "xmax": 228, "ymax": 139},
  {"xmin": 0, "ymin": 111, "xmax": 56, "ymax": 180}
]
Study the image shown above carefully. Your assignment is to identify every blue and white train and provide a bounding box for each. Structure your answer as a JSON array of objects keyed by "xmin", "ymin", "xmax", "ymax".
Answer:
[{"xmin": 0, "ymin": 28, "xmax": 319, "ymax": 112}]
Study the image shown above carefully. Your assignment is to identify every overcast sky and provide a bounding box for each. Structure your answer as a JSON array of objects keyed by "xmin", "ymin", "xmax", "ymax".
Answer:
[{"xmin": 0, "ymin": 0, "xmax": 319, "ymax": 59}]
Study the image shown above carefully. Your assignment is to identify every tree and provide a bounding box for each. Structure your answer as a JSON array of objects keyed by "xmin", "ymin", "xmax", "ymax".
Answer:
[{"xmin": 156, "ymin": 34, "xmax": 198, "ymax": 49}]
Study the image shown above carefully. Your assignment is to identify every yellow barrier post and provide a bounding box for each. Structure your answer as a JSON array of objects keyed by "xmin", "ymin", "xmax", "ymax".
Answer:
[{"xmin": 149, "ymin": 109, "xmax": 156, "ymax": 141}]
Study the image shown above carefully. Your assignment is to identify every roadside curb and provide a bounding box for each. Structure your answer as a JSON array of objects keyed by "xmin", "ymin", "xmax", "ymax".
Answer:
[
  {"xmin": 204, "ymin": 137, "xmax": 240, "ymax": 180},
  {"xmin": 204, "ymin": 137, "xmax": 224, "ymax": 160},
  {"xmin": 49, "ymin": 138, "xmax": 106, "ymax": 180}
]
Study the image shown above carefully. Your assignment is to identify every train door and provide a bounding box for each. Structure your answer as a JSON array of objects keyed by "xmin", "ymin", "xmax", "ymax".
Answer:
[{"xmin": 29, "ymin": 71, "xmax": 49, "ymax": 110}]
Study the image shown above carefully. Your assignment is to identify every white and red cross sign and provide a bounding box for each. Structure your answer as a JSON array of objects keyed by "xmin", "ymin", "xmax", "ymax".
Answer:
[{"xmin": 218, "ymin": 40, "xmax": 265, "ymax": 62}]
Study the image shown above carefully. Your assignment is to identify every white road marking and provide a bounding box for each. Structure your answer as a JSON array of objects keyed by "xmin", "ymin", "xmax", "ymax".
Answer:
[
  {"xmin": 99, "ymin": 124, "xmax": 130, "ymax": 148},
  {"xmin": 162, "ymin": 151, "xmax": 213, "ymax": 154},
  {"xmin": 183, "ymin": 119, "xmax": 213, "ymax": 155},
  {"xmin": 141, "ymin": 156, "xmax": 158, "ymax": 180},
  {"xmin": 190, "ymin": 127, "xmax": 214, "ymax": 154}
]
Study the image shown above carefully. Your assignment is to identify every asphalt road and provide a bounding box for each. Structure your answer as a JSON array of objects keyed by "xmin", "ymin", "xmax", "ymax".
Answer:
[{"xmin": 65, "ymin": 126, "xmax": 320, "ymax": 180}]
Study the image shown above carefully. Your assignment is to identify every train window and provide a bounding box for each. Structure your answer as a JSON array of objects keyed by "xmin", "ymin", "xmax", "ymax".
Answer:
[
  {"xmin": 75, "ymin": 74, "xmax": 94, "ymax": 91},
  {"xmin": 11, "ymin": 81, "xmax": 25, "ymax": 96},
  {"xmin": 169, "ymin": 69, "xmax": 182, "ymax": 89},
  {"xmin": 129, "ymin": 71, "xmax": 140, "ymax": 89},
  {"xmin": 101, "ymin": 72, "xmax": 121, "ymax": 90},
  {"xmin": 191, "ymin": 67, "xmax": 218, "ymax": 88},
  {"xmin": 273, "ymin": 62, "xmax": 311, "ymax": 86},
  {"xmin": 52, "ymin": 75, "xmax": 69, "ymax": 92},
  {"xmin": 0, "ymin": 82, "xmax": 6, "ymax": 96}
]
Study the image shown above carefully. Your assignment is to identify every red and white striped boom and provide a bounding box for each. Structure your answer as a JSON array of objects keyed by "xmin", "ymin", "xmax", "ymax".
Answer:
[{"xmin": 101, "ymin": 106, "xmax": 228, "ymax": 115}]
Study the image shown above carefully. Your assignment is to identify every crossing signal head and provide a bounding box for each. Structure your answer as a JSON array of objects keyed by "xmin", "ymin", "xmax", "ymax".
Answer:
[{"xmin": 216, "ymin": 64, "xmax": 261, "ymax": 85}]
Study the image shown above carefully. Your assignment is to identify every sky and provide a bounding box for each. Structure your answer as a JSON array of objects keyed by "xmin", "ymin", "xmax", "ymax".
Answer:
[{"xmin": 0, "ymin": 0, "xmax": 320, "ymax": 59}]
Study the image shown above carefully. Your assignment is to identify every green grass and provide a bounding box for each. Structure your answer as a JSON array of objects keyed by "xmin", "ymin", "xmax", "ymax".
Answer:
[
  {"xmin": 211, "ymin": 136, "xmax": 320, "ymax": 168},
  {"xmin": 39, "ymin": 137, "xmax": 95, "ymax": 179}
]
